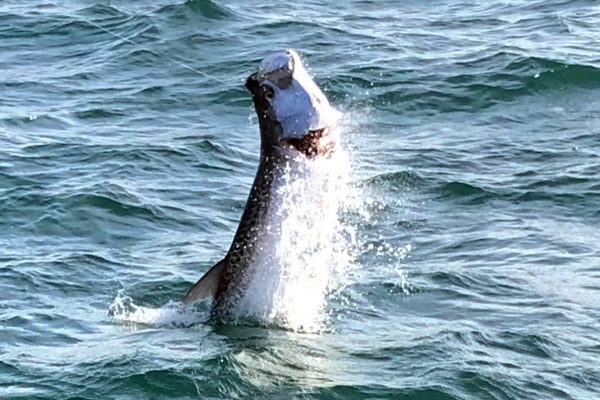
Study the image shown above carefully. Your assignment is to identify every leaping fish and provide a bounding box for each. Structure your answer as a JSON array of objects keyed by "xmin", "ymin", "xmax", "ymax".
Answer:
[{"xmin": 183, "ymin": 50, "xmax": 343, "ymax": 323}]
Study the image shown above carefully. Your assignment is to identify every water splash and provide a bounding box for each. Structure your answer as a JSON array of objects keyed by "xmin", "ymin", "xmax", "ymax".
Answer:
[
  {"xmin": 230, "ymin": 144, "xmax": 357, "ymax": 332},
  {"xmin": 106, "ymin": 111, "xmax": 411, "ymax": 333},
  {"xmin": 106, "ymin": 132, "xmax": 358, "ymax": 332},
  {"xmin": 338, "ymin": 109, "xmax": 414, "ymax": 295},
  {"xmin": 108, "ymin": 290, "xmax": 200, "ymax": 328}
]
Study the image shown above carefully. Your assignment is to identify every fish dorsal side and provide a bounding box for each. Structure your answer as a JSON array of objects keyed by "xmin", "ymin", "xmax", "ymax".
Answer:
[{"xmin": 183, "ymin": 259, "xmax": 226, "ymax": 305}]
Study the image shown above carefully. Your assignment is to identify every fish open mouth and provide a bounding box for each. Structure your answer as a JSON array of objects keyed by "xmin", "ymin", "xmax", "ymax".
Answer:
[{"xmin": 283, "ymin": 127, "xmax": 336, "ymax": 158}]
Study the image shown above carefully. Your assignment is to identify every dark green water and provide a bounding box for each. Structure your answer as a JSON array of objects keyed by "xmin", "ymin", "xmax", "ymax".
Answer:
[{"xmin": 2, "ymin": 0, "xmax": 600, "ymax": 399}]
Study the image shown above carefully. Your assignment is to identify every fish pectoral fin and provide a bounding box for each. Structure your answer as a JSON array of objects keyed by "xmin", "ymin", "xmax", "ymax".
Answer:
[{"xmin": 182, "ymin": 259, "xmax": 226, "ymax": 305}]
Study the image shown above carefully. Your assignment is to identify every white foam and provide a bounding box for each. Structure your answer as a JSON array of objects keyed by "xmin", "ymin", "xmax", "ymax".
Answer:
[{"xmin": 108, "ymin": 291, "xmax": 200, "ymax": 328}]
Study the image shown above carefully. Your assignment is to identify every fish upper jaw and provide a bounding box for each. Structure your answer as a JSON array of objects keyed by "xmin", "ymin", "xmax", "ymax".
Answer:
[{"xmin": 247, "ymin": 50, "xmax": 340, "ymax": 145}]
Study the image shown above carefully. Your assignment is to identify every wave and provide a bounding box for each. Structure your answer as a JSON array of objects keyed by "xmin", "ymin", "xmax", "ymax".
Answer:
[
  {"xmin": 363, "ymin": 170, "xmax": 426, "ymax": 190},
  {"xmin": 438, "ymin": 178, "xmax": 600, "ymax": 210},
  {"xmin": 511, "ymin": 56, "xmax": 600, "ymax": 91},
  {"xmin": 79, "ymin": 4, "xmax": 129, "ymax": 19},
  {"xmin": 156, "ymin": 0, "xmax": 232, "ymax": 20},
  {"xmin": 439, "ymin": 181, "xmax": 491, "ymax": 199},
  {"xmin": 74, "ymin": 108, "xmax": 125, "ymax": 119},
  {"xmin": 340, "ymin": 326, "xmax": 567, "ymax": 399},
  {"xmin": 67, "ymin": 192, "xmax": 161, "ymax": 219},
  {"xmin": 428, "ymin": 271, "xmax": 528, "ymax": 299},
  {"xmin": 313, "ymin": 386, "xmax": 460, "ymax": 399},
  {"xmin": 0, "ymin": 179, "xmax": 165, "ymax": 240},
  {"xmin": 336, "ymin": 52, "xmax": 600, "ymax": 112},
  {"xmin": 363, "ymin": 166, "xmax": 600, "ymax": 211},
  {"xmin": 1, "ymin": 113, "xmax": 72, "ymax": 130}
]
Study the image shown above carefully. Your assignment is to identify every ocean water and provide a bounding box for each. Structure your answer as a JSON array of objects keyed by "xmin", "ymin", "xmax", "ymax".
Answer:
[{"xmin": 2, "ymin": 0, "xmax": 600, "ymax": 399}]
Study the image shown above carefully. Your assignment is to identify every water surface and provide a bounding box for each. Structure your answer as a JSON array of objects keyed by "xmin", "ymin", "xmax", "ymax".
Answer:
[{"xmin": 2, "ymin": 0, "xmax": 600, "ymax": 399}]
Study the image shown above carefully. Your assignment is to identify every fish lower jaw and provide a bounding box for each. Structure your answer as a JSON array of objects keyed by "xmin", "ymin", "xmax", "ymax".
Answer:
[{"xmin": 281, "ymin": 127, "xmax": 337, "ymax": 158}]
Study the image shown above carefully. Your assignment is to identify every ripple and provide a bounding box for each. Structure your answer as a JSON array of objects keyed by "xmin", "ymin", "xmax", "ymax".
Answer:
[
  {"xmin": 3, "ymin": 1, "xmax": 600, "ymax": 399},
  {"xmin": 156, "ymin": 0, "xmax": 233, "ymax": 20},
  {"xmin": 74, "ymin": 108, "xmax": 126, "ymax": 119},
  {"xmin": 79, "ymin": 4, "xmax": 129, "ymax": 19},
  {"xmin": 438, "ymin": 181, "xmax": 493, "ymax": 202},
  {"xmin": 61, "ymin": 187, "xmax": 165, "ymax": 221},
  {"xmin": 349, "ymin": 52, "xmax": 600, "ymax": 113},
  {"xmin": 312, "ymin": 386, "xmax": 461, "ymax": 400}
]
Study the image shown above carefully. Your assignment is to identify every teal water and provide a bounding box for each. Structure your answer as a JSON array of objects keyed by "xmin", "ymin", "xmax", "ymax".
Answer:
[{"xmin": 2, "ymin": 0, "xmax": 600, "ymax": 399}]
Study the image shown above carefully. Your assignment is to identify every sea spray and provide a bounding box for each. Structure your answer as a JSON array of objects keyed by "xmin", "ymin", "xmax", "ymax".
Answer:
[
  {"xmin": 231, "ymin": 145, "xmax": 355, "ymax": 332},
  {"xmin": 109, "ymin": 290, "xmax": 199, "ymax": 328},
  {"xmin": 107, "ymin": 145, "xmax": 357, "ymax": 332},
  {"xmin": 107, "ymin": 112, "xmax": 413, "ymax": 331}
]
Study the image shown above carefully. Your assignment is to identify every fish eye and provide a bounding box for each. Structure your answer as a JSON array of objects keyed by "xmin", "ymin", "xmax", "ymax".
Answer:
[{"xmin": 263, "ymin": 85, "xmax": 275, "ymax": 101}]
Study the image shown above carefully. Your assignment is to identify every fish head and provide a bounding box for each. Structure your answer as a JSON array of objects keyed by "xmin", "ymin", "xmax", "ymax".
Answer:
[{"xmin": 246, "ymin": 50, "xmax": 339, "ymax": 156}]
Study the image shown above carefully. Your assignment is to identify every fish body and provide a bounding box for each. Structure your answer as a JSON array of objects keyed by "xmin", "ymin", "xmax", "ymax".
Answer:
[{"xmin": 183, "ymin": 50, "xmax": 342, "ymax": 324}]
